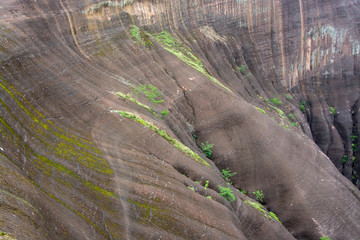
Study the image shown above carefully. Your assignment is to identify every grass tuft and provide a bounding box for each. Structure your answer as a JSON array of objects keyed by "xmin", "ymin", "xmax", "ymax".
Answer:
[{"xmin": 255, "ymin": 107, "xmax": 266, "ymax": 114}]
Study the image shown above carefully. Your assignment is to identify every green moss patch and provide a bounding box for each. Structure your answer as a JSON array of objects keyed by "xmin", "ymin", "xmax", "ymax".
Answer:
[
  {"xmin": 244, "ymin": 200, "xmax": 281, "ymax": 223},
  {"xmin": 130, "ymin": 25, "xmax": 153, "ymax": 47},
  {"xmin": 0, "ymin": 231, "xmax": 17, "ymax": 239},
  {"xmin": 114, "ymin": 111, "xmax": 210, "ymax": 167}
]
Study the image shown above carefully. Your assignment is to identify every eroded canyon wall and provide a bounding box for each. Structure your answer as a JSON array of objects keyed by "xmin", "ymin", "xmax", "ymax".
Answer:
[{"xmin": 0, "ymin": 0, "xmax": 360, "ymax": 239}]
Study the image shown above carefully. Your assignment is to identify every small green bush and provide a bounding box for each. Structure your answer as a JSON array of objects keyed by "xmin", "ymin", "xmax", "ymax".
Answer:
[
  {"xmin": 300, "ymin": 102, "xmax": 306, "ymax": 113},
  {"xmin": 221, "ymin": 168, "xmax": 237, "ymax": 184},
  {"xmin": 218, "ymin": 185, "xmax": 235, "ymax": 203},
  {"xmin": 285, "ymin": 94, "xmax": 294, "ymax": 100},
  {"xmin": 161, "ymin": 110, "xmax": 169, "ymax": 118},
  {"xmin": 351, "ymin": 135, "xmax": 358, "ymax": 141},
  {"xmin": 342, "ymin": 155, "xmax": 348, "ymax": 163},
  {"xmin": 352, "ymin": 143, "xmax": 357, "ymax": 152},
  {"xmin": 270, "ymin": 98, "xmax": 282, "ymax": 105},
  {"xmin": 288, "ymin": 113, "xmax": 295, "ymax": 121},
  {"xmin": 200, "ymin": 141, "xmax": 214, "ymax": 158},
  {"xmin": 240, "ymin": 189, "xmax": 247, "ymax": 195},
  {"xmin": 237, "ymin": 65, "xmax": 246, "ymax": 74},
  {"xmin": 192, "ymin": 133, "xmax": 197, "ymax": 142},
  {"xmin": 329, "ymin": 106, "xmax": 336, "ymax": 115},
  {"xmin": 252, "ymin": 190, "xmax": 265, "ymax": 203}
]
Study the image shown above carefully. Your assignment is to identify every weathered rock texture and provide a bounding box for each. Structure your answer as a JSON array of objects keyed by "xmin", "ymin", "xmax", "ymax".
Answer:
[{"xmin": 0, "ymin": 0, "xmax": 360, "ymax": 239}]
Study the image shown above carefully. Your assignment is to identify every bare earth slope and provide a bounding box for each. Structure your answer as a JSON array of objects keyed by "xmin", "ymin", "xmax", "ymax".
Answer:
[{"xmin": 0, "ymin": 0, "xmax": 360, "ymax": 239}]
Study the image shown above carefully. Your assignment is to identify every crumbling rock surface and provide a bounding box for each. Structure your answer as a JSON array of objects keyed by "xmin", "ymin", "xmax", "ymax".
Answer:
[{"xmin": 0, "ymin": 0, "xmax": 360, "ymax": 239}]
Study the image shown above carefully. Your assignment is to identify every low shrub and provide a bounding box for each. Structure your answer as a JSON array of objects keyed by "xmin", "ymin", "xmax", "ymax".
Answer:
[
  {"xmin": 161, "ymin": 110, "xmax": 169, "ymax": 118},
  {"xmin": 300, "ymin": 102, "xmax": 306, "ymax": 113},
  {"xmin": 252, "ymin": 190, "xmax": 265, "ymax": 203},
  {"xmin": 329, "ymin": 106, "xmax": 336, "ymax": 115},
  {"xmin": 221, "ymin": 168, "xmax": 237, "ymax": 184},
  {"xmin": 270, "ymin": 98, "xmax": 282, "ymax": 105},
  {"xmin": 237, "ymin": 65, "xmax": 246, "ymax": 74},
  {"xmin": 285, "ymin": 94, "xmax": 294, "ymax": 100},
  {"xmin": 200, "ymin": 141, "xmax": 214, "ymax": 158},
  {"xmin": 218, "ymin": 185, "xmax": 235, "ymax": 203}
]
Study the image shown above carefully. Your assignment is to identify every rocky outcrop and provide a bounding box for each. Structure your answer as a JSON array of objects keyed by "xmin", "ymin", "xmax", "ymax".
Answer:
[{"xmin": 0, "ymin": 0, "xmax": 360, "ymax": 239}]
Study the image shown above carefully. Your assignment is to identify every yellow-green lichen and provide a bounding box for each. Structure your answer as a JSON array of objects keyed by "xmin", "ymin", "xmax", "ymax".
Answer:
[
  {"xmin": 127, "ymin": 199, "xmax": 184, "ymax": 236},
  {"xmin": 152, "ymin": 31, "xmax": 231, "ymax": 92},
  {"xmin": 29, "ymin": 180, "xmax": 109, "ymax": 238},
  {"xmin": 0, "ymin": 231, "xmax": 17, "ymax": 240},
  {"xmin": 0, "ymin": 100, "xmax": 114, "ymax": 199},
  {"xmin": 114, "ymin": 111, "xmax": 210, "ymax": 167},
  {"xmin": 0, "ymin": 164, "xmax": 111, "ymax": 238},
  {"xmin": 0, "ymin": 188, "xmax": 39, "ymax": 213},
  {"xmin": 0, "ymin": 77, "xmax": 112, "ymax": 175}
]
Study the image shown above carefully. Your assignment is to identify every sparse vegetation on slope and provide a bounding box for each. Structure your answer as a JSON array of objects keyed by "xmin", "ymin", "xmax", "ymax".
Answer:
[
  {"xmin": 116, "ymin": 92, "xmax": 161, "ymax": 118},
  {"xmin": 132, "ymin": 84, "xmax": 164, "ymax": 105},
  {"xmin": 114, "ymin": 111, "xmax": 210, "ymax": 167},
  {"xmin": 152, "ymin": 31, "xmax": 231, "ymax": 92},
  {"xmin": 130, "ymin": 25, "xmax": 153, "ymax": 47}
]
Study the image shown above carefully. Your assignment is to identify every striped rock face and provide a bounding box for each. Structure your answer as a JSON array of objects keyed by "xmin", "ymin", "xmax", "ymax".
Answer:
[{"xmin": 0, "ymin": 0, "xmax": 359, "ymax": 239}]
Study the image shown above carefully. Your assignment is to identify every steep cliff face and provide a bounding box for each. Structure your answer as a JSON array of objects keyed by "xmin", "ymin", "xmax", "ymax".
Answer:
[{"xmin": 0, "ymin": 0, "xmax": 360, "ymax": 239}]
